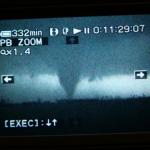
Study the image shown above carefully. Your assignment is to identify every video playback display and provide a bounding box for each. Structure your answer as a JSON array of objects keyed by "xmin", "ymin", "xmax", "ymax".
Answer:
[{"xmin": 0, "ymin": 15, "xmax": 150, "ymax": 136}]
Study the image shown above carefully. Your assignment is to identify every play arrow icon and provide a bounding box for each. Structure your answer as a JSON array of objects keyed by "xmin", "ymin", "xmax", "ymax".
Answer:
[{"xmin": 73, "ymin": 28, "xmax": 82, "ymax": 35}]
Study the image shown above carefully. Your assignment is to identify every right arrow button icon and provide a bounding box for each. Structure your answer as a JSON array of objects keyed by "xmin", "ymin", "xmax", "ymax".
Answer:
[{"xmin": 134, "ymin": 70, "xmax": 148, "ymax": 79}]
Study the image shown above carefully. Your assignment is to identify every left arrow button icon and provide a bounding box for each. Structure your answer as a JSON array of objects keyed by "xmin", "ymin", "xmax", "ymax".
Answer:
[{"xmin": 1, "ymin": 75, "xmax": 14, "ymax": 84}]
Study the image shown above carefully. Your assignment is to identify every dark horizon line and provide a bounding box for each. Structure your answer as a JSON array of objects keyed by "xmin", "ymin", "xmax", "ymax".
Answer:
[{"xmin": 0, "ymin": 95, "xmax": 150, "ymax": 105}]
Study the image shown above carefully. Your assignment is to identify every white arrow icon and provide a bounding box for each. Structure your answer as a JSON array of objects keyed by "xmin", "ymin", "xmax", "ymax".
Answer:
[
  {"xmin": 52, "ymin": 119, "xmax": 58, "ymax": 126},
  {"xmin": 136, "ymin": 72, "xmax": 145, "ymax": 78},
  {"xmin": 46, "ymin": 119, "xmax": 51, "ymax": 127},
  {"xmin": 1, "ymin": 75, "xmax": 14, "ymax": 84},
  {"xmin": 73, "ymin": 28, "xmax": 82, "ymax": 35},
  {"xmin": 4, "ymin": 76, "xmax": 12, "ymax": 83}
]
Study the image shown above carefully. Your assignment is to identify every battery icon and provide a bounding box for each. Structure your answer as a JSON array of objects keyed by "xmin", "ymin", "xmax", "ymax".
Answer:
[{"xmin": 0, "ymin": 31, "xmax": 12, "ymax": 37}]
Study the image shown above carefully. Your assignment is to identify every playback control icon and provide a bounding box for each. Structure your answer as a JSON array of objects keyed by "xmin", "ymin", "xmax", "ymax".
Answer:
[
  {"xmin": 1, "ymin": 75, "xmax": 14, "ymax": 84},
  {"xmin": 134, "ymin": 70, "xmax": 148, "ymax": 79}
]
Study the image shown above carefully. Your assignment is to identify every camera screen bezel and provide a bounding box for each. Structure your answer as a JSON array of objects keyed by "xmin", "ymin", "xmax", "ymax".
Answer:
[{"xmin": 0, "ymin": 1, "xmax": 150, "ymax": 148}]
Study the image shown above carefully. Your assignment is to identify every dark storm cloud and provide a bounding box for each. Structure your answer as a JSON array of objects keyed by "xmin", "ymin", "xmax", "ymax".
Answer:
[
  {"xmin": 0, "ymin": 74, "xmax": 66, "ymax": 103},
  {"xmin": 74, "ymin": 75, "xmax": 150, "ymax": 99}
]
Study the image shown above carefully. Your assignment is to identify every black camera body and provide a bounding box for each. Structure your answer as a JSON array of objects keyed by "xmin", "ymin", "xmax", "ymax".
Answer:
[{"xmin": 0, "ymin": 1, "xmax": 150, "ymax": 149}]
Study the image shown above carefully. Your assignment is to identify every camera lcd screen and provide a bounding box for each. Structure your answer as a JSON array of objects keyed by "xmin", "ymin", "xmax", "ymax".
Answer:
[{"xmin": 0, "ymin": 14, "xmax": 150, "ymax": 136}]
